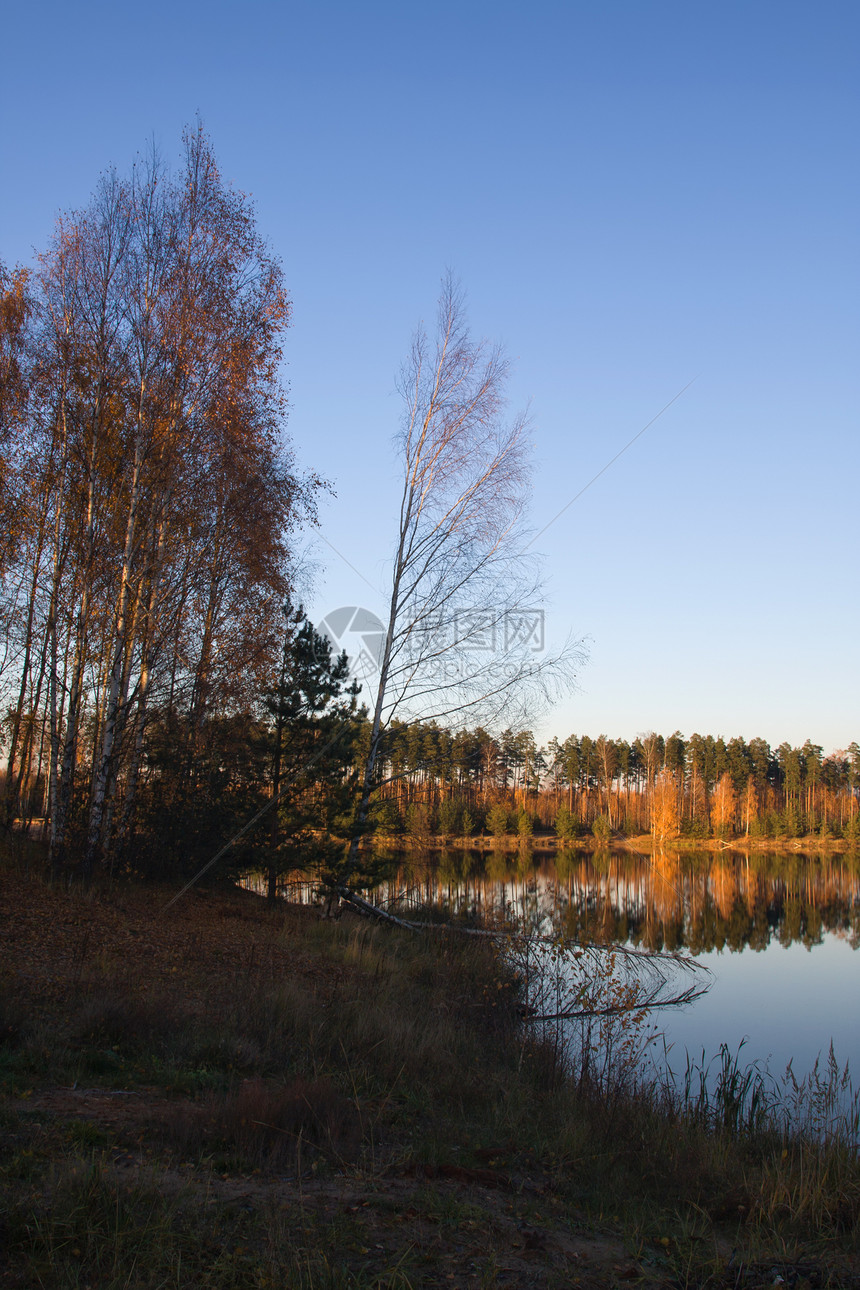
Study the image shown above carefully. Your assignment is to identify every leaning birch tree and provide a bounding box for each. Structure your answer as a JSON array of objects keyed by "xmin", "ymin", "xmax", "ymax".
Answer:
[{"xmin": 341, "ymin": 278, "xmax": 581, "ymax": 890}]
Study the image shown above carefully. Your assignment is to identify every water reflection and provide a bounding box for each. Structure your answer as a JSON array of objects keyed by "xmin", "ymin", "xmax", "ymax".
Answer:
[
  {"xmin": 370, "ymin": 846, "xmax": 860, "ymax": 1084},
  {"xmin": 243, "ymin": 847, "xmax": 860, "ymax": 1080},
  {"xmin": 362, "ymin": 847, "xmax": 860, "ymax": 954}
]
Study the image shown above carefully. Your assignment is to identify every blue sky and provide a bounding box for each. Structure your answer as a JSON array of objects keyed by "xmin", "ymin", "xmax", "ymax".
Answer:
[{"xmin": 3, "ymin": 0, "xmax": 857, "ymax": 752}]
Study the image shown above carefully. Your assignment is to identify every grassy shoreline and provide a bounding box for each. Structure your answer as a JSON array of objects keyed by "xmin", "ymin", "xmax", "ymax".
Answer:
[
  {"xmin": 372, "ymin": 831, "xmax": 857, "ymax": 856},
  {"xmin": 1, "ymin": 860, "xmax": 859, "ymax": 1288}
]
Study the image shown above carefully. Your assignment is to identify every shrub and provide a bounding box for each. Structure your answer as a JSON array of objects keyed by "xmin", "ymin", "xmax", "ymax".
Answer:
[
  {"xmin": 592, "ymin": 814, "xmax": 611, "ymax": 843},
  {"xmin": 554, "ymin": 805, "xmax": 578, "ymax": 844},
  {"xmin": 486, "ymin": 804, "xmax": 510, "ymax": 838},
  {"xmin": 437, "ymin": 797, "xmax": 461, "ymax": 837}
]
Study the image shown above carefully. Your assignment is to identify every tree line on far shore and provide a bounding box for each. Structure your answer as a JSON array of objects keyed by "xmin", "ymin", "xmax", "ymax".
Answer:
[
  {"xmin": 4, "ymin": 695, "xmax": 858, "ymax": 882},
  {"xmin": 340, "ymin": 722, "xmax": 860, "ymax": 847}
]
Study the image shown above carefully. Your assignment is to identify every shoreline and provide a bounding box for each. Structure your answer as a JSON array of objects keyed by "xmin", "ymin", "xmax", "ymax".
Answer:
[
  {"xmin": 374, "ymin": 832, "xmax": 858, "ymax": 857},
  {"xmin": 2, "ymin": 860, "xmax": 859, "ymax": 1288}
]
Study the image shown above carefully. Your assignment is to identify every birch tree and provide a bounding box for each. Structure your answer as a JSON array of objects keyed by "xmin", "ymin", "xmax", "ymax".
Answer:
[
  {"xmin": 651, "ymin": 768, "xmax": 681, "ymax": 844},
  {"xmin": 341, "ymin": 278, "xmax": 581, "ymax": 890},
  {"xmin": 0, "ymin": 125, "xmax": 314, "ymax": 880},
  {"xmin": 0, "ymin": 263, "xmax": 32, "ymax": 569}
]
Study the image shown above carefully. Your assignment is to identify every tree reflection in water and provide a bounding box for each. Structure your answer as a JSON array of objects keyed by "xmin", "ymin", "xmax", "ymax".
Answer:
[{"xmin": 362, "ymin": 847, "xmax": 860, "ymax": 954}]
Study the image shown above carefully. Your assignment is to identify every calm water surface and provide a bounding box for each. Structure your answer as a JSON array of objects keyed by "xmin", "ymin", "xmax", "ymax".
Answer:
[
  {"xmin": 662, "ymin": 932, "xmax": 858, "ymax": 1082},
  {"xmin": 372, "ymin": 846, "xmax": 860, "ymax": 1081},
  {"xmin": 263, "ymin": 846, "xmax": 860, "ymax": 1081}
]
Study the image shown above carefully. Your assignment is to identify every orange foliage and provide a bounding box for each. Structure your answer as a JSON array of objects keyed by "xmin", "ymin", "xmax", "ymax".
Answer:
[
  {"xmin": 650, "ymin": 769, "xmax": 680, "ymax": 843},
  {"xmin": 710, "ymin": 773, "xmax": 736, "ymax": 835}
]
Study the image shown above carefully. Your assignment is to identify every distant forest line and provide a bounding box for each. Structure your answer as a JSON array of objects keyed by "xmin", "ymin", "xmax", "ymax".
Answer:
[
  {"xmin": 4, "ymin": 715, "xmax": 859, "ymax": 881},
  {"xmin": 340, "ymin": 722, "xmax": 860, "ymax": 846}
]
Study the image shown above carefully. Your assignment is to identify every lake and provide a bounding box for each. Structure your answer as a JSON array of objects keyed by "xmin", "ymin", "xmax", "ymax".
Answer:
[{"xmin": 255, "ymin": 845, "xmax": 860, "ymax": 1085}]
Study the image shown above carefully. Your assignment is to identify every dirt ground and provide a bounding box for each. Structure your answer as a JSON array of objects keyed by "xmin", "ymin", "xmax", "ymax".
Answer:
[{"xmin": 1, "ymin": 867, "xmax": 854, "ymax": 1288}]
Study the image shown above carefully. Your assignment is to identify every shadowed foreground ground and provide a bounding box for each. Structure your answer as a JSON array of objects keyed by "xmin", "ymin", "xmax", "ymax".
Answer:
[{"xmin": 1, "ymin": 861, "xmax": 858, "ymax": 1288}]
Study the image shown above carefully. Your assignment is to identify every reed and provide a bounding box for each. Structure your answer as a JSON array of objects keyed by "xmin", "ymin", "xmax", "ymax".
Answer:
[{"xmin": 1, "ymin": 864, "xmax": 858, "ymax": 1287}]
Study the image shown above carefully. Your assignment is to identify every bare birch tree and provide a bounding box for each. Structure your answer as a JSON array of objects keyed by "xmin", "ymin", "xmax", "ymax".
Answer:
[{"xmin": 342, "ymin": 278, "xmax": 582, "ymax": 887}]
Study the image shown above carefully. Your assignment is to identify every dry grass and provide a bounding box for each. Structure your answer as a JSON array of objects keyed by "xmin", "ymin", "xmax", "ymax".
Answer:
[
  {"xmin": 161, "ymin": 1075, "xmax": 362, "ymax": 1172},
  {"xmin": 1, "ymin": 860, "xmax": 860, "ymax": 1288}
]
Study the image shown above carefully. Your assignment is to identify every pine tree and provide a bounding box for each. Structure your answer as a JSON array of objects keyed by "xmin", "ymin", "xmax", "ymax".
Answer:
[{"xmin": 263, "ymin": 603, "xmax": 362, "ymax": 901}]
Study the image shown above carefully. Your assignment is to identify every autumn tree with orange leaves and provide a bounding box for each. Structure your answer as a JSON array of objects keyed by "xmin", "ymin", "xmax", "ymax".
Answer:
[
  {"xmin": 710, "ymin": 772, "xmax": 737, "ymax": 838},
  {"xmin": 0, "ymin": 126, "xmax": 318, "ymax": 879},
  {"xmin": 650, "ymin": 768, "xmax": 680, "ymax": 844}
]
